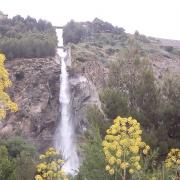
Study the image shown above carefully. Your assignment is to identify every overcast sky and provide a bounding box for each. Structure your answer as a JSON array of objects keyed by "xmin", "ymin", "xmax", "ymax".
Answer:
[{"xmin": 1, "ymin": 0, "xmax": 180, "ymax": 40}]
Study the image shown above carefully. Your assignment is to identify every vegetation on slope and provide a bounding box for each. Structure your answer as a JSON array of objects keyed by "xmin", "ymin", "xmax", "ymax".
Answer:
[
  {"xmin": 63, "ymin": 19, "xmax": 180, "ymax": 179},
  {"xmin": 100, "ymin": 40, "xmax": 180, "ymax": 157},
  {"xmin": 63, "ymin": 18, "xmax": 126, "ymax": 45},
  {"xmin": 64, "ymin": 19, "xmax": 180, "ymax": 157},
  {"xmin": 0, "ymin": 15, "xmax": 57, "ymax": 59}
]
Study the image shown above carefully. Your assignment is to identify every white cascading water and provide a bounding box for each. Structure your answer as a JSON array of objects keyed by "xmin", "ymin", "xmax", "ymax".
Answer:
[{"xmin": 54, "ymin": 29, "xmax": 79, "ymax": 175}]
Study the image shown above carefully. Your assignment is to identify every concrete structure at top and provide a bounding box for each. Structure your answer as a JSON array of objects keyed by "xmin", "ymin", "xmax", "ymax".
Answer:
[{"xmin": 0, "ymin": 11, "xmax": 8, "ymax": 20}]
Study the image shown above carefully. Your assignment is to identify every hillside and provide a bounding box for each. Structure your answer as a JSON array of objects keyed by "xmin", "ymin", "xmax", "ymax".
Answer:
[
  {"xmin": 62, "ymin": 19, "xmax": 180, "ymax": 179},
  {"xmin": 63, "ymin": 18, "xmax": 180, "ymax": 156},
  {"xmin": 0, "ymin": 15, "xmax": 57, "ymax": 59},
  {"xmin": 0, "ymin": 17, "xmax": 179, "ymax": 179},
  {"xmin": 64, "ymin": 19, "xmax": 180, "ymax": 79}
]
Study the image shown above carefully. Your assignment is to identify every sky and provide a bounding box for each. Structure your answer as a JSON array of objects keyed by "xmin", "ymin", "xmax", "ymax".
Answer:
[{"xmin": 1, "ymin": 0, "xmax": 180, "ymax": 40}]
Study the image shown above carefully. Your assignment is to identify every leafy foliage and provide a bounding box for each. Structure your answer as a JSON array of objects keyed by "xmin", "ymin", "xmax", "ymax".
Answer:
[
  {"xmin": 35, "ymin": 148, "xmax": 68, "ymax": 180},
  {"xmin": 0, "ymin": 137, "xmax": 36, "ymax": 180},
  {"xmin": 102, "ymin": 116, "xmax": 150, "ymax": 179},
  {"xmin": 165, "ymin": 148, "xmax": 180, "ymax": 168},
  {"xmin": 63, "ymin": 20, "xmax": 86, "ymax": 45},
  {"xmin": 103, "ymin": 56, "xmax": 159, "ymax": 129},
  {"xmin": 63, "ymin": 18, "xmax": 126, "ymax": 45},
  {"xmin": 14, "ymin": 151, "xmax": 35, "ymax": 180},
  {"xmin": 100, "ymin": 39, "xmax": 180, "ymax": 156},
  {"xmin": 160, "ymin": 75, "xmax": 180, "ymax": 140},
  {"xmin": 0, "ymin": 54, "xmax": 18, "ymax": 120},
  {"xmin": 0, "ymin": 137, "xmax": 35, "ymax": 157},
  {"xmin": 0, "ymin": 146, "xmax": 17, "ymax": 180},
  {"xmin": 79, "ymin": 114, "xmax": 180, "ymax": 179},
  {"xmin": 78, "ymin": 126, "xmax": 112, "ymax": 180},
  {"xmin": 100, "ymin": 89, "xmax": 129, "ymax": 119}
]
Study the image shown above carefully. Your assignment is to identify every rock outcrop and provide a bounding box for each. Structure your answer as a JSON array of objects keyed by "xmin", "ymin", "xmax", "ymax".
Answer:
[
  {"xmin": 0, "ymin": 57, "xmax": 60, "ymax": 150},
  {"xmin": 69, "ymin": 74, "xmax": 101, "ymax": 134},
  {"xmin": 0, "ymin": 47, "xmax": 106, "ymax": 149},
  {"xmin": 67, "ymin": 46, "xmax": 107, "ymax": 134}
]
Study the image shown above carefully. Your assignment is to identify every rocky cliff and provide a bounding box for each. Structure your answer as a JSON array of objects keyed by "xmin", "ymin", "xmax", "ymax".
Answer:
[
  {"xmin": 66, "ymin": 46, "xmax": 107, "ymax": 135},
  {"xmin": 0, "ymin": 57, "xmax": 60, "ymax": 150},
  {"xmin": 0, "ymin": 47, "xmax": 107, "ymax": 150}
]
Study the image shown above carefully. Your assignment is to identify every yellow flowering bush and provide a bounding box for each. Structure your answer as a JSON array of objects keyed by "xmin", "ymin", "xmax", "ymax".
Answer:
[
  {"xmin": 165, "ymin": 148, "xmax": 180, "ymax": 168},
  {"xmin": 102, "ymin": 116, "xmax": 150, "ymax": 179},
  {"xmin": 35, "ymin": 147, "xmax": 68, "ymax": 180},
  {"xmin": 0, "ymin": 53, "xmax": 18, "ymax": 120}
]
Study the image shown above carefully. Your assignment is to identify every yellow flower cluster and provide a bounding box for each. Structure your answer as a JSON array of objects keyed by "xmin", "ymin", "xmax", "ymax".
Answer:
[
  {"xmin": 35, "ymin": 147, "xmax": 68, "ymax": 180},
  {"xmin": 102, "ymin": 116, "xmax": 150, "ymax": 176},
  {"xmin": 165, "ymin": 148, "xmax": 180, "ymax": 168},
  {"xmin": 0, "ymin": 53, "xmax": 18, "ymax": 120}
]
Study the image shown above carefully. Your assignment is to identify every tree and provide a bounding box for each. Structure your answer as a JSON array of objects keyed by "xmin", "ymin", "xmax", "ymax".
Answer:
[
  {"xmin": 0, "ymin": 146, "xmax": 17, "ymax": 180},
  {"xmin": 63, "ymin": 20, "xmax": 85, "ymax": 45},
  {"xmin": 0, "ymin": 137, "xmax": 36, "ymax": 180},
  {"xmin": 160, "ymin": 75, "xmax": 180, "ymax": 139},
  {"xmin": 0, "ymin": 54, "xmax": 18, "ymax": 120},
  {"xmin": 14, "ymin": 151, "xmax": 35, "ymax": 180},
  {"xmin": 106, "ymin": 37, "xmax": 160, "ymax": 129},
  {"xmin": 100, "ymin": 88, "xmax": 129, "ymax": 120}
]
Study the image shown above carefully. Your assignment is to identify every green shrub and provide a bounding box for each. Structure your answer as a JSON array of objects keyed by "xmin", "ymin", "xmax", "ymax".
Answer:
[
  {"xmin": 14, "ymin": 151, "xmax": 35, "ymax": 180},
  {"xmin": 159, "ymin": 75, "xmax": 180, "ymax": 141},
  {"xmin": 0, "ymin": 137, "xmax": 36, "ymax": 158},
  {"xmin": 78, "ymin": 126, "xmax": 113, "ymax": 180},
  {"xmin": 0, "ymin": 146, "xmax": 17, "ymax": 180},
  {"xmin": 63, "ymin": 20, "xmax": 86, "ymax": 45},
  {"xmin": 0, "ymin": 137, "xmax": 36, "ymax": 180},
  {"xmin": 100, "ymin": 88, "xmax": 129, "ymax": 119},
  {"xmin": 86, "ymin": 105, "xmax": 105, "ymax": 129}
]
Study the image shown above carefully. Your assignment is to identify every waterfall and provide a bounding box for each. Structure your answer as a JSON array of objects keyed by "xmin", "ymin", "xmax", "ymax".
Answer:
[{"xmin": 54, "ymin": 29, "xmax": 79, "ymax": 175}]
